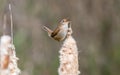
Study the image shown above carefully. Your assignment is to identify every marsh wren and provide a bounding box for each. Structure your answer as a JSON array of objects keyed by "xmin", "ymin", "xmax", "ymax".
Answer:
[{"xmin": 43, "ymin": 19, "xmax": 71, "ymax": 41}]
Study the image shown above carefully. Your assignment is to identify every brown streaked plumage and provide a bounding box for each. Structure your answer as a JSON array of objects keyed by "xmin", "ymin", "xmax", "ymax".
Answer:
[{"xmin": 43, "ymin": 19, "xmax": 71, "ymax": 41}]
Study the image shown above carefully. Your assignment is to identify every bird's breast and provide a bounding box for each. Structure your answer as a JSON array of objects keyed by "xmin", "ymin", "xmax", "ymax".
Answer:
[{"xmin": 54, "ymin": 25, "xmax": 68, "ymax": 41}]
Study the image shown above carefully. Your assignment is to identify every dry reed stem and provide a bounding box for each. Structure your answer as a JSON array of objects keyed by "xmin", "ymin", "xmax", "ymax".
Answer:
[
  {"xmin": 58, "ymin": 26, "xmax": 80, "ymax": 75},
  {"xmin": 0, "ymin": 35, "xmax": 21, "ymax": 75}
]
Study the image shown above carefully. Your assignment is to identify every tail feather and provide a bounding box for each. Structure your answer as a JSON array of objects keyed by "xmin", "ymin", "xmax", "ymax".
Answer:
[{"xmin": 43, "ymin": 26, "xmax": 53, "ymax": 36}]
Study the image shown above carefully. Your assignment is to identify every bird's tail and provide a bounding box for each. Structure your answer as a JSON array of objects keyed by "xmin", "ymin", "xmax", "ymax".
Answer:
[{"xmin": 43, "ymin": 26, "xmax": 53, "ymax": 36}]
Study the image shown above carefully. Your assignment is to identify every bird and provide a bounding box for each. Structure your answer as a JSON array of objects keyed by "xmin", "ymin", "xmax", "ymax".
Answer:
[{"xmin": 43, "ymin": 19, "xmax": 71, "ymax": 41}]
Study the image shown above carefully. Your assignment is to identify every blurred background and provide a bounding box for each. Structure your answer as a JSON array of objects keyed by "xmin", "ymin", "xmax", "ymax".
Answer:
[{"xmin": 0, "ymin": 0, "xmax": 120, "ymax": 75}]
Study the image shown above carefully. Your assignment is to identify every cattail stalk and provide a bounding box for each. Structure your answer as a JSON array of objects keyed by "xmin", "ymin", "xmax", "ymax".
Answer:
[
  {"xmin": 0, "ymin": 35, "xmax": 21, "ymax": 75},
  {"xmin": 58, "ymin": 26, "xmax": 80, "ymax": 75},
  {"xmin": 0, "ymin": 2, "xmax": 20, "ymax": 75}
]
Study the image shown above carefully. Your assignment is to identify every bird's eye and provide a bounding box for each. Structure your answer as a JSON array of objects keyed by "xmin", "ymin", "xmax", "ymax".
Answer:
[
  {"xmin": 60, "ymin": 19, "xmax": 68, "ymax": 23},
  {"xmin": 60, "ymin": 20, "xmax": 64, "ymax": 23}
]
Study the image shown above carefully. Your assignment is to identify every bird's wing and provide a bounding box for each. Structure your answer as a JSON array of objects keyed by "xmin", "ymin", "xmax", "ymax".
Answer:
[{"xmin": 51, "ymin": 25, "xmax": 61, "ymax": 37}]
